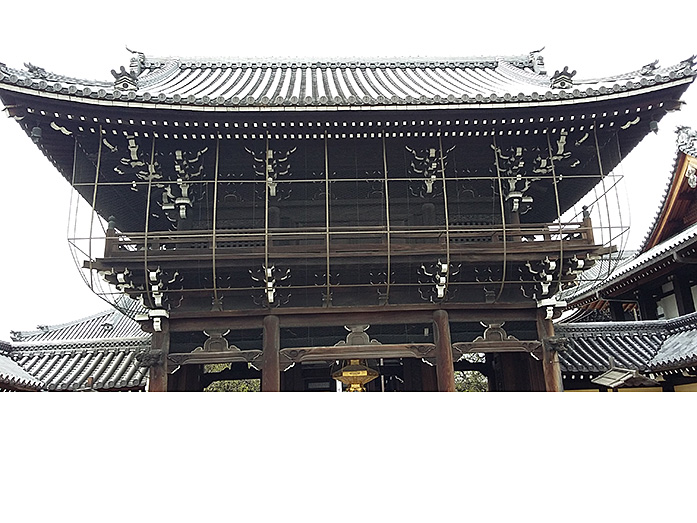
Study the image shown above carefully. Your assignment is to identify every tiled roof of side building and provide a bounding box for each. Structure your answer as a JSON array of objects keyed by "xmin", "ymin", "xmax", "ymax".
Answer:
[
  {"xmin": 556, "ymin": 321, "xmax": 666, "ymax": 375},
  {"xmin": 560, "ymin": 220, "xmax": 697, "ymax": 307},
  {"xmin": 0, "ymin": 349, "xmax": 43, "ymax": 391},
  {"xmin": 10, "ymin": 299, "xmax": 146, "ymax": 343},
  {"xmin": 557, "ymin": 311, "xmax": 697, "ymax": 376},
  {"xmin": 1, "ymin": 52, "xmax": 695, "ymax": 109},
  {"xmin": 648, "ymin": 312, "xmax": 697, "ymax": 371},
  {"xmin": 7, "ymin": 300, "xmax": 150, "ymax": 391},
  {"xmin": 638, "ymin": 126, "xmax": 697, "ymax": 253},
  {"xmin": 11, "ymin": 337, "xmax": 151, "ymax": 391}
]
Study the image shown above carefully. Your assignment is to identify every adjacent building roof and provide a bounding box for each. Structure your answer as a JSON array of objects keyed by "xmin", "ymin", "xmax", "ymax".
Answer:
[
  {"xmin": 6, "ymin": 302, "xmax": 150, "ymax": 391},
  {"xmin": 556, "ymin": 311, "xmax": 697, "ymax": 377},
  {"xmin": 639, "ymin": 126, "xmax": 697, "ymax": 252},
  {"xmin": 10, "ymin": 338, "xmax": 150, "ymax": 391},
  {"xmin": 10, "ymin": 299, "xmax": 145, "ymax": 343},
  {"xmin": 563, "ymin": 220, "xmax": 697, "ymax": 309},
  {"xmin": 1, "ymin": 51, "xmax": 695, "ymax": 110},
  {"xmin": 560, "ymin": 126, "xmax": 697, "ymax": 309},
  {"xmin": 0, "ymin": 342, "xmax": 43, "ymax": 391}
]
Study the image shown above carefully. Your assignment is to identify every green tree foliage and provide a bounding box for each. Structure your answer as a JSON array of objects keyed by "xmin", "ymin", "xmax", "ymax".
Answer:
[
  {"xmin": 454, "ymin": 352, "xmax": 488, "ymax": 392},
  {"xmin": 454, "ymin": 370, "xmax": 488, "ymax": 392},
  {"xmin": 203, "ymin": 363, "xmax": 260, "ymax": 392}
]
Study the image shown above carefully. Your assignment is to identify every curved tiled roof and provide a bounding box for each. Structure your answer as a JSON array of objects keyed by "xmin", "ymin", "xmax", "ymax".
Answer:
[
  {"xmin": 1, "ymin": 52, "xmax": 695, "ymax": 110},
  {"xmin": 557, "ymin": 321, "xmax": 665, "ymax": 374},
  {"xmin": 557, "ymin": 311, "xmax": 697, "ymax": 375},
  {"xmin": 7, "ymin": 300, "xmax": 150, "ymax": 391},
  {"xmin": 561, "ymin": 220, "xmax": 697, "ymax": 307},
  {"xmin": 12, "ymin": 338, "xmax": 150, "ymax": 391},
  {"xmin": 638, "ymin": 126, "xmax": 697, "ymax": 253},
  {"xmin": 10, "ymin": 299, "xmax": 145, "ymax": 343},
  {"xmin": 0, "ymin": 350, "xmax": 43, "ymax": 390}
]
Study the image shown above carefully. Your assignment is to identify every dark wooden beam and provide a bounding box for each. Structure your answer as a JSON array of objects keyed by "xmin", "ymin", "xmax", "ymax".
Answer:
[
  {"xmin": 433, "ymin": 310, "xmax": 456, "ymax": 392},
  {"xmin": 262, "ymin": 315, "xmax": 281, "ymax": 392},
  {"xmin": 280, "ymin": 343, "xmax": 436, "ymax": 363},
  {"xmin": 673, "ymin": 272, "xmax": 696, "ymax": 316},
  {"xmin": 148, "ymin": 318, "xmax": 170, "ymax": 392},
  {"xmin": 536, "ymin": 310, "xmax": 563, "ymax": 392},
  {"xmin": 159, "ymin": 304, "xmax": 538, "ymax": 333}
]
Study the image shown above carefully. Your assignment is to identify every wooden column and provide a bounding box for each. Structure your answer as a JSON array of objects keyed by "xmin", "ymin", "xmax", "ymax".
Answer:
[
  {"xmin": 637, "ymin": 290, "xmax": 658, "ymax": 320},
  {"xmin": 262, "ymin": 315, "xmax": 281, "ymax": 392},
  {"xmin": 674, "ymin": 273, "xmax": 696, "ymax": 316},
  {"xmin": 609, "ymin": 301, "xmax": 626, "ymax": 321},
  {"xmin": 536, "ymin": 310, "xmax": 563, "ymax": 392},
  {"xmin": 148, "ymin": 318, "xmax": 170, "ymax": 392},
  {"xmin": 433, "ymin": 310, "xmax": 456, "ymax": 392}
]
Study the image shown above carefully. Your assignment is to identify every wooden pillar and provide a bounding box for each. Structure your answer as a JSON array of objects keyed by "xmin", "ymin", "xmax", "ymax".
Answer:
[
  {"xmin": 281, "ymin": 362, "xmax": 305, "ymax": 391},
  {"xmin": 637, "ymin": 290, "xmax": 658, "ymax": 320},
  {"xmin": 674, "ymin": 273, "xmax": 696, "ymax": 316},
  {"xmin": 536, "ymin": 310, "xmax": 563, "ymax": 392},
  {"xmin": 433, "ymin": 310, "xmax": 455, "ymax": 392},
  {"xmin": 421, "ymin": 361, "xmax": 438, "ymax": 392},
  {"xmin": 168, "ymin": 364, "xmax": 202, "ymax": 392},
  {"xmin": 262, "ymin": 315, "xmax": 281, "ymax": 392},
  {"xmin": 609, "ymin": 301, "xmax": 626, "ymax": 321},
  {"xmin": 582, "ymin": 206, "xmax": 594, "ymax": 244},
  {"xmin": 148, "ymin": 318, "xmax": 170, "ymax": 392}
]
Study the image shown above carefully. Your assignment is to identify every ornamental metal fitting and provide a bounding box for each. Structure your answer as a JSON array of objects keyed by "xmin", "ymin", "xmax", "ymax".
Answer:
[
  {"xmin": 135, "ymin": 350, "xmax": 164, "ymax": 368},
  {"xmin": 543, "ymin": 336, "xmax": 570, "ymax": 353}
]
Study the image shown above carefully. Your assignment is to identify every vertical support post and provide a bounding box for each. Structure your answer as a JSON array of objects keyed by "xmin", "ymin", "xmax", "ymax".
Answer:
[
  {"xmin": 637, "ymin": 290, "xmax": 658, "ymax": 320},
  {"xmin": 148, "ymin": 318, "xmax": 170, "ymax": 392},
  {"xmin": 673, "ymin": 272, "xmax": 696, "ymax": 316},
  {"xmin": 582, "ymin": 205, "xmax": 595, "ymax": 244},
  {"xmin": 536, "ymin": 309, "xmax": 563, "ymax": 392},
  {"xmin": 262, "ymin": 315, "xmax": 281, "ymax": 392},
  {"xmin": 609, "ymin": 301, "xmax": 626, "ymax": 321},
  {"xmin": 433, "ymin": 310, "xmax": 456, "ymax": 392}
]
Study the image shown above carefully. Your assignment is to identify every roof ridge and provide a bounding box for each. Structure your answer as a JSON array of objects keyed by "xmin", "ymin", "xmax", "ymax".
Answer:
[
  {"xmin": 575, "ymin": 55, "xmax": 697, "ymax": 83},
  {"xmin": 638, "ymin": 125, "xmax": 696, "ymax": 253},
  {"xmin": 557, "ymin": 318, "xmax": 671, "ymax": 334},
  {"xmin": 141, "ymin": 53, "xmax": 534, "ymax": 64},
  {"xmin": 11, "ymin": 336, "xmax": 151, "ymax": 350},
  {"xmin": 4, "ymin": 53, "xmax": 694, "ymax": 110},
  {"xmin": 8, "ymin": 298, "xmax": 143, "ymax": 341},
  {"xmin": 563, "ymin": 221, "xmax": 697, "ymax": 306}
]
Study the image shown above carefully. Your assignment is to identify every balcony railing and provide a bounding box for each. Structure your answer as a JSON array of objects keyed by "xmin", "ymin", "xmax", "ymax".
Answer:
[{"xmin": 102, "ymin": 221, "xmax": 597, "ymax": 261}]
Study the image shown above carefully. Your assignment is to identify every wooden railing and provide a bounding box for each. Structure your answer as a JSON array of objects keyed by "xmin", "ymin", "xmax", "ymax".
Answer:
[{"xmin": 103, "ymin": 221, "xmax": 596, "ymax": 259}]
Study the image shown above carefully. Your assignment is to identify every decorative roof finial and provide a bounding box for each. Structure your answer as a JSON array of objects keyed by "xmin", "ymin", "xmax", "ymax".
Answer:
[
  {"xmin": 126, "ymin": 46, "xmax": 146, "ymax": 76},
  {"xmin": 641, "ymin": 60, "xmax": 659, "ymax": 76},
  {"xmin": 676, "ymin": 126, "xmax": 697, "ymax": 157},
  {"xmin": 550, "ymin": 66, "xmax": 576, "ymax": 89},
  {"xmin": 529, "ymin": 47, "xmax": 546, "ymax": 75},
  {"xmin": 111, "ymin": 65, "xmax": 138, "ymax": 91},
  {"xmin": 24, "ymin": 62, "xmax": 48, "ymax": 79}
]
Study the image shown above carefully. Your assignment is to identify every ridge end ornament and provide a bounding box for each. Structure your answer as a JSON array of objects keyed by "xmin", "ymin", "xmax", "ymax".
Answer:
[
  {"xmin": 686, "ymin": 165, "xmax": 697, "ymax": 189},
  {"xmin": 550, "ymin": 66, "xmax": 576, "ymax": 89}
]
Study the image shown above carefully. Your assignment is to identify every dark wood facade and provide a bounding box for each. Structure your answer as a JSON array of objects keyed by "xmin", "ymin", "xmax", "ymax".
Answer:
[{"xmin": 2, "ymin": 52, "xmax": 695, "ymax": 391}]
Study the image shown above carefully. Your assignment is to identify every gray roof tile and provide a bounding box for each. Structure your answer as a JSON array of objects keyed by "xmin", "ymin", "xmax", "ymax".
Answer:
[
  {"xmin": 557, "ymin": 311, "xmax": 697, "ymax": 375},
  {"xmin": 0, "ymin": 351, "xmax": 43, "ymax": 390},
  {"xmin": 2, "ymin": 53, "xmax": 695, "ymax": 110},
  {"xmin": 12, "ymin": 338, "xmax": 150, "ymax": 391}
]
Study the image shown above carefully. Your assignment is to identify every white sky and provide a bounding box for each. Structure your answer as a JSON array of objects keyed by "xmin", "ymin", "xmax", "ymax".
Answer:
[{"xmin": 1, "ymin": 0, "xmax": 695, "ymax": 339}]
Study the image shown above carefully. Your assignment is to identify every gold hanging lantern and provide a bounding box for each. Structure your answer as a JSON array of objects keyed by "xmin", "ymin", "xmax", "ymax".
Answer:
[{"xmin": 332, "ymin": 359, "xmax": 379, "ymax": 392}]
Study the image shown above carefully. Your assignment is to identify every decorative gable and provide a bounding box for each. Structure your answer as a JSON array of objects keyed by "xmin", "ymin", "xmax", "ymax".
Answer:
[
  {"xmin": 550, "ymin": 66, "xmax": 576, "ymax": 89},
  {"xmin": 111, "ymin": 65, "xmax": 138, "ymax": 91}
]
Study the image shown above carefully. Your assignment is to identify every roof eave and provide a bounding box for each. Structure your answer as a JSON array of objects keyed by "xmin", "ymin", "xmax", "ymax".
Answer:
[{"xmin": 2, "ymin": 74, "xmax": 694, "ymax": 114}]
